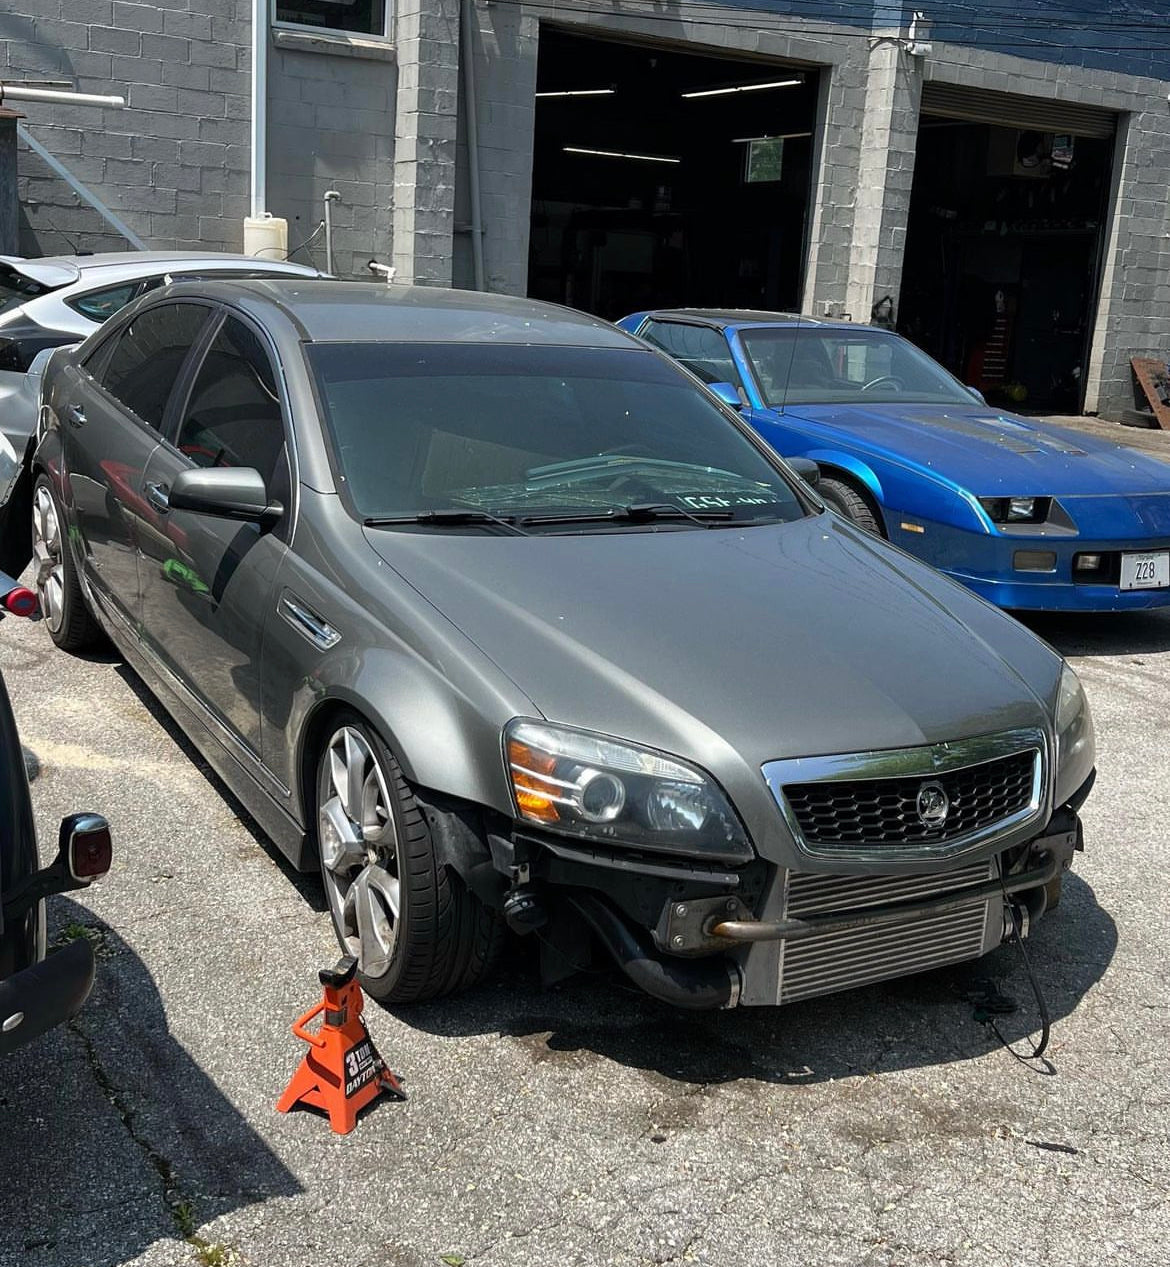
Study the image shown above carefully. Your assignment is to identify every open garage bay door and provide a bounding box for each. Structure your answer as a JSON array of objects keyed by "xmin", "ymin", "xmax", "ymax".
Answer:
[
  {"xmin": 528, "ymin": 28, "xmax": 820, "ymax": 319},
  {"xmin": 921, "ymin": 82, "xmax": 1116, "ymax": 140},
  {"xmin": 902, "ymin": 85, "xmax": 1117, "ymax": 412}
]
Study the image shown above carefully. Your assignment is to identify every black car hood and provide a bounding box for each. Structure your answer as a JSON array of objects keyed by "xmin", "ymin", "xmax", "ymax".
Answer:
[{"xmin": 364, "ymin": 513, "xmax": 1059, "ymax": 773}]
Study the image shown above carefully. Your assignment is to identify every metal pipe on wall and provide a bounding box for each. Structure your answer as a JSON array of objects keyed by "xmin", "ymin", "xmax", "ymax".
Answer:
[
  {"xmin": 459, "ymin": 0, "xmax": 486, "ymax": 291},
  {"xmin": 251, "ymin": 0, "xmax": 268, "ymax": 217},
  {"xmin": 0, "ymin": 85, "xmax": 125, "ymax": 108}
]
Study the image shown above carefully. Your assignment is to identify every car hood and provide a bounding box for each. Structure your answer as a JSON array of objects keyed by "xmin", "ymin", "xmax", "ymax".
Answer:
[
  {"xmin": 364, "ymin": 514, "xmax": 1059, "ymax": 777},
  {"xmin": 780, "ymin": 402, "xmax": 1170, "ymax": 496}
]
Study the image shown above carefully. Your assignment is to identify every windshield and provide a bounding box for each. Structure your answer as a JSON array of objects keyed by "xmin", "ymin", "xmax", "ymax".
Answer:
[
  {"xmin": 308, "ymin": 343, "xmax": 809, "ymax": 529},
  {"xmin": 740, "ymin": 327, "xmax": 977, "ymax": 407}
]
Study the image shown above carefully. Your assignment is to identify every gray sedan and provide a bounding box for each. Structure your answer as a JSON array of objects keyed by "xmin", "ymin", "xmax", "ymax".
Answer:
[{"xmin": 31, "ymin": 280, "xmax": 1096, "ymax": 1009}]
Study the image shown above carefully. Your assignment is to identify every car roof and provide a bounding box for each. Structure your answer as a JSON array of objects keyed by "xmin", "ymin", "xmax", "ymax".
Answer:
[
  {"xmin": 162, "ymin": 279, "xmax": 641, "ymax": 347},
  {"xmin": 1, "ymin": 252, "xmax": 323, "ymax": 289},
  {"xmin": 637, "ymin": 308, "xmax": 882, "ymax": 334}
]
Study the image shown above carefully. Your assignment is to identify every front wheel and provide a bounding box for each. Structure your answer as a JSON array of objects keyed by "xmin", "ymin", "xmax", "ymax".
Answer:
[
  {"xmin": 315, "ymin": 714, "xmax": 502, "ymax": 1003},
  {"xmin": 31, "ymin": 473, "xmax": 101, "ymax": 652},
  {"xmin": 817, "ymin": 476, "xmax": 884, "ymax": 537}
]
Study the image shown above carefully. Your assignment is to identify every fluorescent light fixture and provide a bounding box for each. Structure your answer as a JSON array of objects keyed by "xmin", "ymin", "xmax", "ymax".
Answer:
[
  {"xmin": 563, "ymin": 146, "xmax": 681, "ymax": 164},
  {"xmin": 682, "ymin": 78, "xmax": 802, "ymax": 100},
  {"xmin": 536, "ymin": 88, "xmax": 616, "ymax": 98}
]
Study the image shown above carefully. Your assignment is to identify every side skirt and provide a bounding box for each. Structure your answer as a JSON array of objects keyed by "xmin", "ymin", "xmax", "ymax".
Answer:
[{"xmin": 87, "ymin": 588, "xmax": 313, "ymax": 870}]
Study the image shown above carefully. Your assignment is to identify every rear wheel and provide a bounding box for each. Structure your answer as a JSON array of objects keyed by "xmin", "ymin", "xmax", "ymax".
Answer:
[
  {"xmin": 315, "ymin": 713, "xmax": 501, "ymax": 1003},
  {"xmin": 818, "ymin": 475, "xmax": 884, "ymax": 537},
  {"xmin": 31, "ymin": 473, "xmax": 101, "ymax": 652}
]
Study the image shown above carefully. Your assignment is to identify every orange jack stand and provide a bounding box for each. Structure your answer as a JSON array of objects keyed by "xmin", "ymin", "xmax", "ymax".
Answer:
[{"xmin": 277, "ymin": 956, "xmax": 406, "ymax": 1135}]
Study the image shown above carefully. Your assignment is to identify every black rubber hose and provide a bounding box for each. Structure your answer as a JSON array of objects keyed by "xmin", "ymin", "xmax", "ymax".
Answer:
[{"xmin": 570, "ymin": 893, "xmax": 739, "ymax": 1010}]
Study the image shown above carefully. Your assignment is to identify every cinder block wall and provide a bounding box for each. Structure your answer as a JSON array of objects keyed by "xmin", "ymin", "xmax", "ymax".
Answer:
[
  {"xmin": 266, "ymin": 42, "xmax": 396, "ymax": 279},
  {"xmin": 6, "ymin": 0, "xmax": 250, "ymax": 256}
]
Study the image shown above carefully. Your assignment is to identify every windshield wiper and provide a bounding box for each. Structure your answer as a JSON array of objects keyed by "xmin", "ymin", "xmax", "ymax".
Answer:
[
  {"xmin": 363, "ymin": 509, "xmax": 529, "ymax": 536},
  {"xmin": 519, "ymin": 503, "xmax": 736, "ymax": 528}
]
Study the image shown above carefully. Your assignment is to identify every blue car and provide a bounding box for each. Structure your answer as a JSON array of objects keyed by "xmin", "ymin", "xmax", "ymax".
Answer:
[{"xmin": 617, "ymin": 309, "xmax": 1170, "ymax": 612}]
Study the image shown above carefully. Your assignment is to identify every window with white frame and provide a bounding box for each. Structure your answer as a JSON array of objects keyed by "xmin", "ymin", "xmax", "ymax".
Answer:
[{"xmin": 274, "ymin": 0, "xmax": 387, "ymax": 37}]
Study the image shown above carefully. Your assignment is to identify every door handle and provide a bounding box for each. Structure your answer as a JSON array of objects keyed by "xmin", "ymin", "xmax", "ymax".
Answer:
[
  {"xmin": 65, "ymin": 403, "xmax": 86, "ymax": 428},
  {"xmin": 145, "ymin": 481, "xmax": 170, "ymax": 513}
]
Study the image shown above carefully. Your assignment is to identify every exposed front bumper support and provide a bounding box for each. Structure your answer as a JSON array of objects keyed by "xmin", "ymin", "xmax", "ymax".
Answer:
[{"xmin": 708, "ymin": 850, "xmax": 1062, "ymax": 944}]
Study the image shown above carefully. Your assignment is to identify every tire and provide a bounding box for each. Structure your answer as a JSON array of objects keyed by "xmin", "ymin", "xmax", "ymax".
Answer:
[
  {"xmin": 314, "ymin": 712, "xmax": 503, "ymax": 1003},
  {"xmin": 31, "ymin": 473, "xmax": 102, "ymax": 652},
  {"xmin": 818, "ymin": 475, "xmax": 884, "ymax": 537}
]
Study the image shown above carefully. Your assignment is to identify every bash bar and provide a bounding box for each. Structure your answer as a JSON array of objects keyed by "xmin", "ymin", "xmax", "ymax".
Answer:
[{"xmin": 708, "ymin": 851, "xmax": 1060, "ymax": 944}]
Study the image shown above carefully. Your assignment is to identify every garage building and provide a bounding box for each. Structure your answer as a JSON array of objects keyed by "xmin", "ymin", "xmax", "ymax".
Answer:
[{"xmin": 9, "ymin": 0, "xmax": 1170, "ymax": 418}]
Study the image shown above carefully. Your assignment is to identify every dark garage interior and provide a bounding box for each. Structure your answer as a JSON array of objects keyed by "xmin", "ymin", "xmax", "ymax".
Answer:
[
  {"xmin": 528, "ymin": 28, "xmax": 819, "ymax": 319},
  {"xmin": 899, "ymin": 117, "xmax": 1115, "ymax": 413}
]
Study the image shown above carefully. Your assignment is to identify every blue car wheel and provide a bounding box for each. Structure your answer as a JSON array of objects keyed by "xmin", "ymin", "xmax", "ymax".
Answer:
[{"xmin": 818, "ymin": 475, "xmax": 883, "ymax": 536}]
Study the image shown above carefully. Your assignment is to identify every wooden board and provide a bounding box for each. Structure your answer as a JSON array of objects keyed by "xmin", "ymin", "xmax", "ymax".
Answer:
[{"xmin": 1130, "ymin": 357, "xmax": 1170, "ymax": 430}]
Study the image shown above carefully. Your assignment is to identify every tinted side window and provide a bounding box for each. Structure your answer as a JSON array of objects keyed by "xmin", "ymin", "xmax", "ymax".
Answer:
[
  {"xmin": 640, "ymin": 320, "xmax": 742, "ymax": 387},
  {"xmin": 177, "ymin": 317, "xmax": 287, "ymax": 490},
  {"xmin": 67, "ymin": 282, "xmax": 142, "ymax": 323},
  {"xmin": 100, "ymin": 303, "xmax": 209, "ymax": 429}
]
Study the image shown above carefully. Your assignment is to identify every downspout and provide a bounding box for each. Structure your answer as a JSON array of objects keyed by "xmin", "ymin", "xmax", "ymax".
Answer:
[
  {"xmin": 251, "ymin": 0, "xmax": 268, "ymax": 217},
  {"xmin": 459, "ymin": 0, "xmax": 486, "ymax": 290}
]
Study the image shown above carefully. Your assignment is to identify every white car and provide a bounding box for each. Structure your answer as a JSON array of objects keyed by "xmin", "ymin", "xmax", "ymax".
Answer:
[{"xmin": 0, "ymin": 251, "xmax": 326, "ymax": 371}]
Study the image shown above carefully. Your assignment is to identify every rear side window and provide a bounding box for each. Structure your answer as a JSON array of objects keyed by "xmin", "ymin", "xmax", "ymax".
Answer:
[
  {"xmin": 99, "ymin": 303, "xmax": 209, "ymax": 430},
  {"xmin": 66, "ymin": 282, "xmax": 142, "ymax": 323},
  {"xmin": 640, "ymin": 320, "xmax": 742, "ymax": 388},
  {"xmin": 176, "ymin": 317, "xmax": 288, "ymax": 491}
]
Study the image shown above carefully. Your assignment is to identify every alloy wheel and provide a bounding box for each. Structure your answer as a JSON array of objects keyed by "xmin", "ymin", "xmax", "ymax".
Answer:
[
  {"xmin": 317, "ymin": 725, "xmax": 400, "ymax": 979},
  {"xmin": 31, "ymin": 483, "xmax": 65, "ymax": 634}
]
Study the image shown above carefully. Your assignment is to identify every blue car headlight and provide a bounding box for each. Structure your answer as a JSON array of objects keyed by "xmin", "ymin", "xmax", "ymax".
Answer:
[
  {"xmin": 1053, "ymin": 662, "xmax": 1095, "ymax": 806},
  {"xmin": 505, "ymin": 719, "xmax": 753, "ymax": 863},
  {"xmin": 979, "ymin": 496, "xmax": 1052, "ymax": 525}
]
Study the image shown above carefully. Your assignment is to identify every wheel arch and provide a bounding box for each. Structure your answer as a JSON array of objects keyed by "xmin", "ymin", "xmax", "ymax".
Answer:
[
  {"xmin": 802, "ymin": 450, "xmax": 885, "ymax": 506},
  {"xmin": 807, "ymin": 456, "xmax": 888, "ymax": 534},
  {"xmin": 292, "ymin": 681, "xmax": 514, "ymax": 858}
]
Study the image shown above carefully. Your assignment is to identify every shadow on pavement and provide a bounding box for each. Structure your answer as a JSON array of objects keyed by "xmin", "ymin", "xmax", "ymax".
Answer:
[
  {"xmin": 111, "ymin": 661, "xmax": 326, "ymax": 914},
  {"xmin": 0, "ymin": 898, "xmax": 302, "ymax": 1267},
  {"xmin": 1020, "ymin": 607, "xmax": 1170, "ymax": 658},
  {"xmin": 402, "ymin": 873, "xmax": 1115, "ymax": 1088}
]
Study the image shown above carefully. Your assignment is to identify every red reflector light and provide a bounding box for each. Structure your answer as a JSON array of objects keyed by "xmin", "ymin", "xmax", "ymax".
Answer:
[
  {"xmin": 3, "ymin": 588, "xmax": 38, "ymax": 618},
  {"xmin": 70, "ymin": 825, "xmax": 113, "ymax": 881}
]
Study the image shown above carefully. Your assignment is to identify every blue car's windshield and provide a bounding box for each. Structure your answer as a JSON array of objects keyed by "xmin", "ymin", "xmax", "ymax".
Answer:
[
  {"xmin": 308, "ymin": 343, "xmax": 810, "ymax": 529},
  {"xmin": 740, "ymin": 328, "xmax": 978, "ymax": 407}
]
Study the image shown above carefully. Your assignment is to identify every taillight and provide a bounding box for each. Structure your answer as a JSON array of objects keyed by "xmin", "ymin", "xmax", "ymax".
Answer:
[
  {"xmin": 3, "ymin": 587, "xmax": 38, "ymax": 618},
  {"xmin": 60, "ymin": 813, "xmax": 113, "ymax": 882}
]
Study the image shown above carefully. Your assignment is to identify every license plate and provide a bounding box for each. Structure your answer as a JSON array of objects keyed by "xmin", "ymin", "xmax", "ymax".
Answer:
[{"xmin": 1120, "ymin": 551, "xmax": 1170, "ymax": 590}]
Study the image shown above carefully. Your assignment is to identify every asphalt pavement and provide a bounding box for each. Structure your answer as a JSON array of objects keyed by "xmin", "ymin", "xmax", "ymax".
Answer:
[{"xmin": 1, "ymin": 592, "xmax": 1168, "ymax": 1267}]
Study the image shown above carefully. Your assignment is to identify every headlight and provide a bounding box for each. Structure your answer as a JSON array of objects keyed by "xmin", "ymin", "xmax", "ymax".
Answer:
[
  {"xmin": 979, "ymin": 496, "xmax": 1050, "ymax": 524},
  {"xmin": 1053, "ymin": 662, "xmax": 1095, "ymax": 806},
  {"xmin": 505, "ymin": 720, "xmax": 752, "ymax": 862}
]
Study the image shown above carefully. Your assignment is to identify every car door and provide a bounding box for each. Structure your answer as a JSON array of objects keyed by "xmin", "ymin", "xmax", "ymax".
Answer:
[
  {"xmin": 53, "ymin": 301, "xmax": 212, "ymax": 628},
  {"xmin": 137, "ymin": 311, "xmax": 293, "ymax": 759}
]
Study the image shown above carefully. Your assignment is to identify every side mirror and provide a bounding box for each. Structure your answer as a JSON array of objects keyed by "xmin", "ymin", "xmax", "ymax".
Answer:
[
  {"xmin": 708, "ymin": 382, "xmax": 745, "ymax": 409},
  {"xmin": 967, "ymin": 385, "xmax": 987, "ymax": 405},
  {"xmin": 168, "ymin": 466, "xmax": 283, "ymax": 525},
  {"xmin": 57, "ymin": 812, "xmax": 112, "ymax": 884},
  {"xmin": 786, "ymin": 456, "xmax": 821, "ymax": 487}
]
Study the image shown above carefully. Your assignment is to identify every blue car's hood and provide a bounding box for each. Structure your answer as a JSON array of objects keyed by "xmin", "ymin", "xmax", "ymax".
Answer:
[{"xmin": 778, "ymin": 402, "xmax": 1170, "ymax": 497}]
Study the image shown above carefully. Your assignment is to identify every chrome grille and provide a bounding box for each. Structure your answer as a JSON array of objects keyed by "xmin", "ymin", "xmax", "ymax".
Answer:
[
  {"xmin": 783, "ymin": 750, "xmax": 1036, "ymax": 851},
  {"xmin": 779, "ymin": 861, "xmax": 994, "ymax": 1004}
]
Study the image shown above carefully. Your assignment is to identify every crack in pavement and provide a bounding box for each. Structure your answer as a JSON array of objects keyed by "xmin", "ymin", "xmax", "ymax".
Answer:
[{"xmin": 67, "ymin": 1016, "xmax": 209, "ymax": 1261}]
